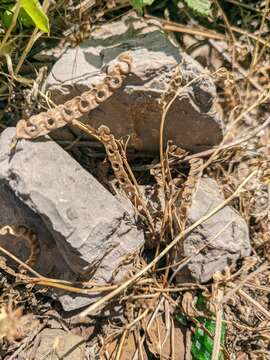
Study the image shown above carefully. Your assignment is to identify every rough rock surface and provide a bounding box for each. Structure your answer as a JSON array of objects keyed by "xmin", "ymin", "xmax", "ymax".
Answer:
[
  {"xmin": 181, "ymin": 178, "xmax": 251, "ymax": 283},
  {"xmin": 34, "ymin": 329, "xmax": 85, "ymax": 360},
  {"xmin": 45, "ymin": 12, "xmax": 223, "ymax": 153},
  {"xmin": 0, "ymin": 128, "xmax": 144, "ymax": 311}
]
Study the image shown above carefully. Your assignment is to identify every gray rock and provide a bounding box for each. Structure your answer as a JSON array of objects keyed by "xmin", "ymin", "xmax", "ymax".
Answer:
[
  {"xmin": 180, "ymin": 178, "xmax": 251, "ymax": 283},
  {"xmin": 45, "ymin": 12, "xmax": 223, "ymax": 153},
  {"xmin": 0, "ymin": 128, "xmax": 144, "ymax": 311},
  {"xmin": 34, "ymin": 329, "xmax": 85, "ymax": 360}
]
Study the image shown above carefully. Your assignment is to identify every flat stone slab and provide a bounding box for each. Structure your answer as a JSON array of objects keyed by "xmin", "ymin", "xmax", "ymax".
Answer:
[
  {"xmin": 0, "ymin": 128, "xmax": 144, "ymax": 311},
  {"xmin": 45, "ymin": 12, "xmax": 223, "ymax": 154}
]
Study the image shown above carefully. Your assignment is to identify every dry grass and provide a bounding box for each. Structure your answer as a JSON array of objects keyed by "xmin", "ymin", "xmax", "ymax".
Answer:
[{"xmin": 0, "ymin": 0, "xmax": 269, "ymax": 359}]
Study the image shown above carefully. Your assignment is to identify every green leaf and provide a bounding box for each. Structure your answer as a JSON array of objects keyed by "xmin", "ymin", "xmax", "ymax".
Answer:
[
  {"xmin": 1, "ymin": 5, "xmax": 15, "ymax": 29},
  {"xmin": 19, "ymin": 7, "xmax": 35, "ymax": 28},
  {"xmin": 1, "ymin": 4, "xmax": 35, "ymax": 29},
  {"xmin": 184, "ymin": 0, "xmax": 212, "ymax": 17},
  {"xmin": 130, "ymin": 0, "xmax": 156, "ymax": 13},
  {"xmin": 21, "ymin": 0, "xmax": 49, "ymax": 33}
]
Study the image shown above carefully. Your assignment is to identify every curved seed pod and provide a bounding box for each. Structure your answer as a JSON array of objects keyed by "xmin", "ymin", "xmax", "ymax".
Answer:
[
  {"xmin": 0, "ymin": 225, "xmax": 40, "ymax": 268},
  {"xmin": 94, "ymin": 84, "xmax": 111, "ymax": 103},
  {"xmin": 14, "ymin": 52, "xmax": 133, "ymax": 142},
  {"xmin": 16, "ymin": 119, "xmax": 39, "ymax": 139},
  {"xmin": 45, "ymin": 106, "xmax": 66, "ymax": 131},
  {"xmin": 78, "ymin": 91, "xmax": 98, "ymax": 113},
  {"xmin": 175, "ymin": 157, "xmax": 203, "ymax": 231},
  {"xmin": 98, "ymin": 125, "xmax": 113, "ymax": 143},
  {"xmin": 61, "ymin": 97, "xmax": 82, "ymax": 123},
  {"xmin": 116, "ymin": 53, "xmax": 132, "ymax": 74},
  {"xmin": 94, "ymin": 124, "xmax": 154, "ymax": 229},
  {"xmin": 106, "ymin": 74, "xmax": 123, "ymax": 90},
  {"xmin": 17, "ymin": 112, "xmax": 49, "ymax": 139}
]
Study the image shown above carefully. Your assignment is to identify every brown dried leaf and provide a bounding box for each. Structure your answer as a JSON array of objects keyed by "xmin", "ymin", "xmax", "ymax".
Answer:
[
  {"xmin": 182, "ymin": 292, "xmax": 198, "ymax": 318},
  {"xmin": 103, "ymin": 331, "xmax": 147, "ymax": 359},
  {"xmin": 144, "ymin": 315, "xmax": 185, "ymax": 360}
]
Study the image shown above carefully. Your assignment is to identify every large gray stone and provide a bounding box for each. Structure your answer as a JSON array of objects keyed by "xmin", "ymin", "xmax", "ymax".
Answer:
[
  {"xmin": 181, "ymin": 178, "xmax": 251, "ymax": 283},
  {"xmin": 45, "ymin": 12, "xmax": 223, "ymax": 153},
  {"xmin": 0, "ymin": 128, "xmax": 144, "ymax": 311}
]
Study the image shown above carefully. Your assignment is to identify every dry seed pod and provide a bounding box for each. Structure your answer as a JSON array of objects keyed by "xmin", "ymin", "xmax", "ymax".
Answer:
[
  {"xmin": 176, "ymin": 157, "xmax": 203, "ymax": 229},
  {"xmin": 14, "ymin": 53, "xmax": 133, "ymax": 142},
  {"xmin": 0, "ymin": 225, "xmax": 40, "ymax": 268}
]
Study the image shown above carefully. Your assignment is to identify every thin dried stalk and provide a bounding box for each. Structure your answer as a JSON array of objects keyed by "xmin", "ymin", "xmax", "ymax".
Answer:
[
  {"xmin": 171, "ymin": 317, "xmax": 175, "ymax": 360},
  {"xmin": 0, "ymin": 244, "xmax": 41, "ymax": 278},
  {"xmin": 15, "ymin": 0, "xmax": 51, "ymax": 74},
  {"xmin": 144, "ymin": 14, "xmax": 225, "ymax": 40},
  {"xmin": 125, "ymin": 309, "xmax": 150, "ymax": 331},
  {"xmin": 250, "ymin": 0, "xmax": 270, "ymax": 70},
  {"xmin": 132, "ymin": 297, "xmax": 164, "ymax": 360},
  {"xmin": 213, "ymin": 0, "xmax": 236, "ymax": 66},
  {"xmin": 201, "ymin": 91, "xmax": 270, "ymax": 171},
  {"xmin": 211, "ymin": 289, "xmax": 224, "ymax": 360},
  {"xmin": 115, "ymin": 329, "xmax": 127, "ymax": 360},
  {"xmin": 238, "ymin": 289, "xmax": 270, "ymax": 321},
  {"xmin": 0, "ymin": 1, "xmax": 21, "ymax": 54},
  {"xmin": 221, "ymin": 262, "xmax": 269, "ymax": 304},
  {"xmin": 168, "ymin": 219, "xmax": 234, "ymax": 284}
]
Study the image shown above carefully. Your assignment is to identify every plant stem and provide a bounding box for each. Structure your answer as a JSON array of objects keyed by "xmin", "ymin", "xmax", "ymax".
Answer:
[{"xmin": 0, "ymin": 0, "xmax": 21, "ymax": 54}]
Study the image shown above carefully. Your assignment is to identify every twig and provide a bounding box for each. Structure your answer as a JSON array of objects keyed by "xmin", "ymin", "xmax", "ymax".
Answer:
[
  {"xmin": 225, "ymin": 0, "xmax": 270, "ymax": 17},
  {"xmin": 115, "ymin": 329, "xmax": 128, "ymax": 360},
  {"xmin": 15, "ymin": 29, "xmax": 42, "ymax": 75},
  {"xmin": 0, "ymin": 243, "xmax": 120, "ymax": 295},
  {"xmin": 132, "ymin": 297, "xmax": 164, "ymax": 360},
  {"xmin": 238, "ymin": 289, "xmax": 270, "ymax": 321},
  {"xmin": 250, "ymin": 0, "xmax": 270, "ymax": 71},
  {"xmin": 171, "ymin": 317, "xmax": 175, "ymax": 360},
  {"xmin": 200, "ymin": 91, "xmax": 269, "ymax": 171},
  {"xmin": 78, "ymin": 170, "xmax": 257, "ymax": 318},
  {"xmin": 29, "ymin": 278, "xmax": 119, "ymax": 294},
  {"xmin": 144, "ymin": 14, "xmax": 225, "ymax": 40},
  {"xmin": 0, "ymin": 1, "xmax": 21, "ymax": 54},
  {"xmin": 213, "ymin": 0, "xmax": 236, "ymax": 66},
  {"xmin": 125, "ymin": 309, "xmax": 150, "ymax": 331},
  {"xmin": 185, "ymin": 329, "xmax": 192, "ymax": 360},
  {"xmin": 209, "ymin": 39, "xmax": 263, "ymax": 92},
  {"xmin": 8, "ymin": 322, "xmax": 47, "ymax": 360},
  {"xmin": 211, "ymin": 289, "xmax": 224, "ymax": 360},
  {"xmin": 183, "ymin": 115, "xmax": 270, "ymax": 162},
  {"xmin": 153, "ymin": 285, "xmax": 208, "ymax": 292},
  {"xmin": 220, "ymin": 24, "xmax": 270, "ymax": 50},
  {"xmin": 244, "ymin": 283, "xmax": 270, "ymax": 292},
  {"xmin": 15, "ymin": 0, "xmax": 51, "ymax": 74},
  {"xmin": 168, "ymin": 219, "xmax": 234, "ymax": 284},
  {"xmin": 221, "ymin": 262, "xmax": 269, "ymax": 304},
  {"xmin": 0, "ymin": 244, "xmax": 42, "ymax": 278}
]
